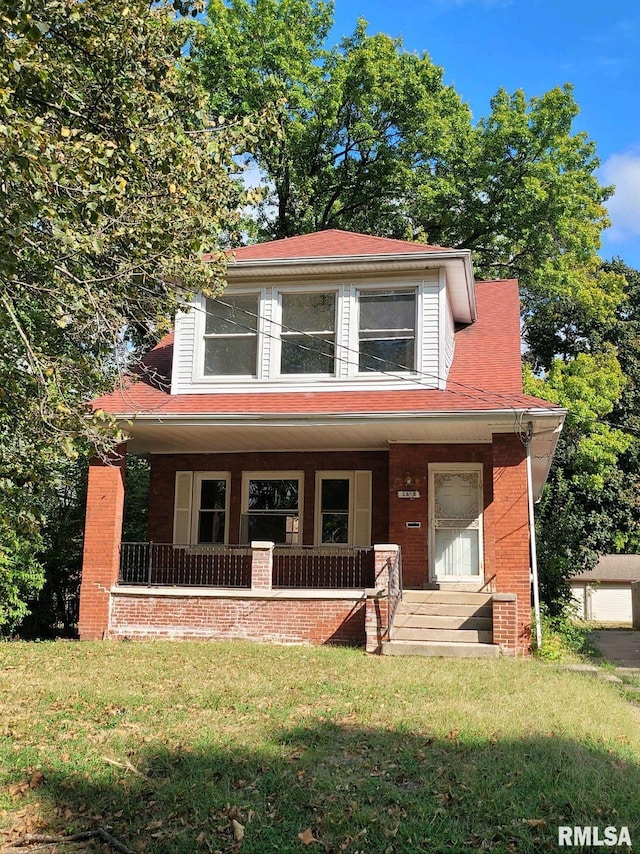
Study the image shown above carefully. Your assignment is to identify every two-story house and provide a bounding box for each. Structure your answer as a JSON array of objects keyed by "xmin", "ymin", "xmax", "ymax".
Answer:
[{"xmin": 79, "ymin": 230, "xmax": 565, "ymax": 656}]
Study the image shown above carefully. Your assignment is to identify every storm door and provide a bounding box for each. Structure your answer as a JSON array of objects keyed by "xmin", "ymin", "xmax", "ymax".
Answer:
[{"xmin": 429, "ymin": 465, "xmax": 483, "ymax": 581}]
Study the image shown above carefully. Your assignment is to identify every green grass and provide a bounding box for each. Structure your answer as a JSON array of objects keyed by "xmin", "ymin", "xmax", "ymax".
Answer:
[{"xmin": 1, "ymin": 641, "xmax": 640, "ymax": 853}]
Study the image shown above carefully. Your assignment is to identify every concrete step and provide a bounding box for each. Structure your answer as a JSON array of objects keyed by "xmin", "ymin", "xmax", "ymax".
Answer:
[
  {"xmin": 393, "ymin": 613, "xmax": 492, "ymax": 631},
  {"xmin": 391, "ymin": 626, "xmax": 493, "ymax": 643},
  {"xmin": 396, "ymin": 602, "xmax": 492, "ymax": 618},
  {"xmin": 402, "ymin": 591, "xmax": 493, "ymax": 606},
  {"xmin": 382, "ymin": 640, "xmax": 499, "ymax": 659}
]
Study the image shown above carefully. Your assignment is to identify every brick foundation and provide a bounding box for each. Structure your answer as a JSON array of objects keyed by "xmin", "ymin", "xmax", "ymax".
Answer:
[{"xmin": 109, "ymin": 591, "xmax": 366, "ymax": 645}]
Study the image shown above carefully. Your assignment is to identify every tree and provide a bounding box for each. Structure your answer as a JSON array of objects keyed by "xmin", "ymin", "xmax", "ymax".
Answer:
[
  {"xmin": 197, "ymin": 2, "xmax": 472, "ymax": 240},
  {"xmin": 0, "ymin": 0, "xmax": 258, "ymax": 632},
  {"xmin": 195, "ymin": 1, "xmax": 635, "ymax": 610}
]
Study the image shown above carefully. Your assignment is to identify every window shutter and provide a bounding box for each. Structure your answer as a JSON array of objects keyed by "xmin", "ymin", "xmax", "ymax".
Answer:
[
  {"xmin": 352, "ymin": 471, "xmax": 372, "ymax": 546},
  {"xmin": 173, "ymin": 471, "xmax": 193, "ymax": 545}
]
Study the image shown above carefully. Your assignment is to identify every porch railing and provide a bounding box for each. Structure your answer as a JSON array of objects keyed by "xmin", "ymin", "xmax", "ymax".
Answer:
[
  {"xmin": 118, "ymin": 542, "xmax": 374, "ymax": 590},
  {"xmin": 273, "ymin": 546, "xmax": 375, "ymax": 589},
  {"xmin": 119, "ymin": 543, "xmax": 252, "ymax": 588}
]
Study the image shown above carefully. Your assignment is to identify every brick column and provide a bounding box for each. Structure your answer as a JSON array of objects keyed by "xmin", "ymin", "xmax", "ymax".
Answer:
[
  {"xmin": 491, "ymin": 434, "xmax": 530, "ymax": 654},
  {"xmin": 373, "ymin": 543, "xmax": 398, "ymax": 590},
  {"xmin": 365, "ymin": 545, "xmax": 399, "ymax": 654},
  {"xmin": 251, "ymin": 541, "xmax": 274, "ymax": 590},
  {"xmin": 78, "ymin": 446, "xmax": 126, "ymax": 640},
  {"xmin": 492, "ymin": 593, "xmax": 518, "ymax": 655}
]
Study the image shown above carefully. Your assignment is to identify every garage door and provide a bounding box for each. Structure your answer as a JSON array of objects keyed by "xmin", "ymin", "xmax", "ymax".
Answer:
[{"xmin": 589, "ymin": 584, "xmax": 632, "ymax": 623}]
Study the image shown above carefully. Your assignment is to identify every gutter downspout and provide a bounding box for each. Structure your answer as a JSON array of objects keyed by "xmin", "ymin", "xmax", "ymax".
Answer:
[{"xmin": 526, "ymin": 421, "xmax": 543, "ymax": 650}]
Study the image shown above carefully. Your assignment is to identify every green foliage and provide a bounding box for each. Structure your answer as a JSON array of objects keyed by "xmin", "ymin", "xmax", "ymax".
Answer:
[
  {"xmin": 533, "ymin": 605, "xmax": 594, "ymax": 661},
  {"xmin": 0, "ymin": 0, "xmax": 263, "ymax": 630}
]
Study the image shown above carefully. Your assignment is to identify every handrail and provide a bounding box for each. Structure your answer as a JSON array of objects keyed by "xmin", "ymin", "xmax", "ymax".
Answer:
[{"xmin": 386, "ymin": 548, "xmax": 403, "ymax": 639}]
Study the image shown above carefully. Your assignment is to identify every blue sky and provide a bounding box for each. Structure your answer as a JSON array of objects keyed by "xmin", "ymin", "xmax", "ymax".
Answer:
[{"xmin": 330, "ymin": 0, "xmax": 640, "ymax": 268}]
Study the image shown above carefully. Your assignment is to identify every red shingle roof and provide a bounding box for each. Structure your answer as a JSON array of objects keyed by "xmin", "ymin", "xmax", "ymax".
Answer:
[
  {"xmin": 92, "ymin": 280, "xmax": 559, "ymax": 417},
  {"xmin": 227, "ymin": 229, "xmax": 453, "ymax": 261}
]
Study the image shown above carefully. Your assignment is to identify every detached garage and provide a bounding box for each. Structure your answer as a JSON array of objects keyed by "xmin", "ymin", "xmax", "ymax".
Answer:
[{"xmin": 571, "ymin": 555, "xmax": 640, "ymax": 624}]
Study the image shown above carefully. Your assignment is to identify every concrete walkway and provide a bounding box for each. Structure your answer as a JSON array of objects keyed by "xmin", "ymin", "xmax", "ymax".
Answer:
[{"xmin": 591, "ymin": 630, "xmax": 640, "ymax": 670}]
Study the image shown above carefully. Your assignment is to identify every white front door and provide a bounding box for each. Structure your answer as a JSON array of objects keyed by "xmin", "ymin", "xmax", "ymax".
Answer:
[{"xmin": 430, "ymin": 465, "xmax": 483, "ymax": 582}]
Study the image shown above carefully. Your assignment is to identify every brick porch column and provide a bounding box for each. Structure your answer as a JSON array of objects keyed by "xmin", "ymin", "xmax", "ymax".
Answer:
[
  {"xmin": 251, "ymin": 541, "xmax": 274, "ymax": 591},
  {"xmin": 492, "ymin": 593, "xmax": 518, "ymax": 655},
  {"xmin": 78, "ymin": 445, "xmax": 126, "ymax": 640},
  {"xmin": 491, "ymin": 434, "xmax": 530, "ymax": 654}
]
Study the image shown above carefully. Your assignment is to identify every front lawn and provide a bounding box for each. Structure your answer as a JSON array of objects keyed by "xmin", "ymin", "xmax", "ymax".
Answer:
[{"xmin": 1, "ymin": 641, "xmax": 639, "ymax": 852}]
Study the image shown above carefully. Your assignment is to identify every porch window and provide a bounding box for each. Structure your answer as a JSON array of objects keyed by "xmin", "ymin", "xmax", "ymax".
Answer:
[
  {"xmin": 242, "ymin": 473, "xmax": 303, "ymax": 545},
  {"xmin": 195, "ymin": 476, "xmax": 227, "ymax": 544},
  {"xmin": 280, "ymin": 292, "xmax": 336, "ymax": 374},
  {"xmin": 314, "ymin": 471, "xmax": 372, "ymax": 547},
  {"xmin": 204, "ymin": 293, "xmax": 259, "ymax": 376},
  {"xmin": 173, "ymin": 471, "xmax": 230, "ymax": 545},
  {"xmin": 358, "ymin": 289, "xmax": 416, "ymax": 373},
  {"xmin": 319, "ymin": 478, "xmax": 350, "ymax": 543}
]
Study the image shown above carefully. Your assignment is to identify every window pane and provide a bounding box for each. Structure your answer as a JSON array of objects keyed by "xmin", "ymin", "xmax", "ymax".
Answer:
[
  {"xmin": 359, "ymin": 338, "xmax": 415, "ymax": 372},
  {"xmin": 248, "ymin": 479, "xmax": 299, "ymax": 511},
  {"xmin": 205, "ymin": 294, "xmax": 258, "ymax": 335},
  {"xmin": 321, "ymin": 479, "xmax": 349, "ymax": 511},
  {"xmin": 321, "ymin": 513, "xmax": 349, "ymax": 544},
  {"xmin": 248, "ymin": 514, "xmax": 297, "ymax": 544},
  {"xmin": 204, "ymin": 336, "xmax": 257, "ymax": 376},
  {"xmin": 281, "ymin": 336, "xmax": 334, "ymax": 374},
  {"xmin": 282, "ymin": 292, "xmax": 335, "ymax": 332},
  {"xmin": 198, "ymin": 511, "xmax": 225, "ymax": 544},
  {"xmin": 360, "ymin": 291, "xmax": 415, "ymax": 332},
  {"xmin": 200, "ymin": 479, "xmax": 226, "ymax": 510}
]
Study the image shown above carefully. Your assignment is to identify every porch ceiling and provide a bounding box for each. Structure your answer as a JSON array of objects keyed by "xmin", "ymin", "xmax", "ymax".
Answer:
[{"xmin": 122, "ymin": 410, "xmax": 563, "ymax": 498}]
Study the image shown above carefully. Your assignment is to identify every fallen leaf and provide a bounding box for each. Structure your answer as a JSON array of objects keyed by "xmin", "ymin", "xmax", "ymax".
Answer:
[
  {"xmin": 29, "ymin": 771, "xmax": 44, "ymax": 789},
  {"xmin": 298, "ymin": 827, "xmax": 316, "ymax": 845},
  {"xmin": 524, "ymin": 819, "xmax": 546, "ymax": 828},
  {"xmin": 232, "ymin": 819, "xmax": 245, "ymax": 841}
]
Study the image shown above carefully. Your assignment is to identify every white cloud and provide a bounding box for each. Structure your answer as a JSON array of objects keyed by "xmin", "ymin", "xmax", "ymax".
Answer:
[{"xmin": 601, "ymin": 149, "xmax": 640, "ymax": 242}]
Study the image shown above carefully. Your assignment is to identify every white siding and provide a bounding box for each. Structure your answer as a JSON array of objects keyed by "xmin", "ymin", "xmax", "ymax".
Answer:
[
  {"xmin": 172, "ymin": 304, "xmax": 197, "ymax": 394},
  {"xmin": 444, "ymin": 296, "xmax": 455, "ymax": 378},
  {"xmin": 570, "ymin": 583, "xmax": 587, "ymax": 619},
  {"xmin": 420, "ymin": 283, "xmax": 440, "ymax": 386}
]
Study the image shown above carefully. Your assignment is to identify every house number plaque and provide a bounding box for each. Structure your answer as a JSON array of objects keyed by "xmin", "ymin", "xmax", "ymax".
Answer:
[{"xmin": 397, "ymin": 490, "xmax": 421, "ymax": 499}]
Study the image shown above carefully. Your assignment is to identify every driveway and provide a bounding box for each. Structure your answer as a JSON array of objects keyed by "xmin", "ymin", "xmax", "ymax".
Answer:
[{"xmin": 591, "ymin": 630, "xmax": 640, "ymax": 670}]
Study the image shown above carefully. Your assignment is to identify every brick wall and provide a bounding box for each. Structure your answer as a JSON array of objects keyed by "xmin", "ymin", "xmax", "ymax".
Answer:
[
  {"xmin": 109, "ymin": 592, "xmax": 365, "ymax": 645},
  {"xmin": 491, "ymin": 434, "xmax": 531, "ymax": 653},
  {"xmin": 148, "ymin": 450, "xmax": 388, "ymax": 545},
  {"xmin": 78, "ymin": 447, "xmax": 126, "ymax": 640},
  {"xmin": 388, "ymin": 443, "xmax": 493, "ymax": 588}
]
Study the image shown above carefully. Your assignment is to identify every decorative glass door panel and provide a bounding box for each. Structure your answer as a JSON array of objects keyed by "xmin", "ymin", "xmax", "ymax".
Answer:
[{"xmin": 431, "ymin": 469, "xmax": 482, "ymax": 580}]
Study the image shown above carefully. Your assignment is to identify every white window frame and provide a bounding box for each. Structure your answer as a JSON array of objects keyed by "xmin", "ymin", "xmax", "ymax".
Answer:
[
  {"xmin": 191, "ymin": 472, "xmax": 231, "ymax": 546},
  {"xmin": 314, "ymin": 471, "xmax": 354, "ymax": 546},
  {"xmin": 197, "ymin": 288, "xmax": 266, "ymax": 381},
  {"xmin": 173, "ymin": 471, "xmax": 231, "ymax": 546},
  {"xmin": 428, "ymin": 462, "xmax": 484, "ymax": 582},
  {"xmin": 241, "ymin": 471, "xmax": 305, "ymax": 545},
  {"xmin": 272, "ymin": 284, "xmax": 340, "ymax": 380},
  {"xmin": 354, "ymin": 283, "xmax": 421, "ymax": 376}
]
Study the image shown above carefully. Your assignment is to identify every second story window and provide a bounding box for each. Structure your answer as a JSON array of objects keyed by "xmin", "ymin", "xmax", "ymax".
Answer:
[
  {"xmin": 358, "ymin": 289, "xmax": 416, "ymax": 373},
  {"xmin": 280, "ymin": 292, "xmax": 336, "ymax": 374},
  {"xmin": 204, "ymin": 294, "xmax": 259, "ymax": 376}
]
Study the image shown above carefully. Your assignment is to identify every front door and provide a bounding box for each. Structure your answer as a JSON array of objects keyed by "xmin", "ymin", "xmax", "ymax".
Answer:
[{"xmin": 429, "ymin": 464, "xmax": 483, "ymax": 582}]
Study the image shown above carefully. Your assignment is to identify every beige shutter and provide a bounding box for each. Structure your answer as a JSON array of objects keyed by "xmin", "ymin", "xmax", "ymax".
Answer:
[
  {"xmin": 352, "ymin": 471, "xmax": 372, "ymax": 546},
  {"xmin": 173, "ymin": 471, "xmax": 193, "ymax": 545}
]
